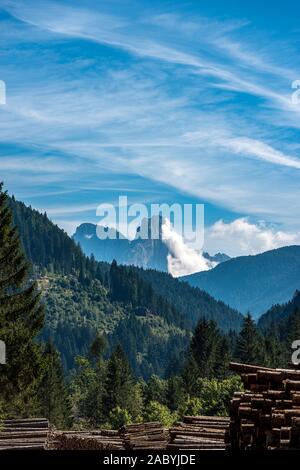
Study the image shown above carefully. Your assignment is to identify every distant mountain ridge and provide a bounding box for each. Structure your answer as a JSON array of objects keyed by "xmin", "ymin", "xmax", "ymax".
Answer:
[
  {"xmin": 258, "ymin": 290, "xmax": 300, "ymax": 332},
  {"xmin": 203, "ymin": 252, "xmax": 231, "ymax": 264},
  {"xmin": 181, "ymin": 246, "xmax": 300, "ymax": 319},
  {"xmin": 73, "ymin": 221, "xmax": 229, "ymax": 272},
  {"xmin": 73, "ymin": 220, "xmax": 169, "ymax": 271}
]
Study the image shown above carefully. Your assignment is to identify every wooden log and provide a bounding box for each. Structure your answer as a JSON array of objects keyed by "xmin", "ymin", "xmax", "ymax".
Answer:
[
  {"xmin": 277, "ymin": 370, "xmax": 300, "ymax": 381},
  {"xmin": 257, "ymin": 370, "xmax": 283, "ymax": 384},
  {"xmin": 0, "ymin": 444, "xmax": 45, "ymax": 450},
  {"xmin": 0, "ymin": 431, "xmax": 47, "ymax": 439},
  {"xmin": 169, "ymin": 430, "xmax": 226, "ymax": 440},
  {"xmin": 260, "ymin": 414, "xmax": 271, "ymax": 427},
  {"xmin": 3, "ymin": 422, "xmax": 49, "ymax": 429},
  {"xmin": 3, "ymin": 418, "xmax": 48, "ymax": 424},
  {"xmin": 0, "ymin": 437, "xmax": 46, "ymax": 444},
  {"xmin": 263, "ymin": 390, "xmax": 287, "ymax": 399},
  {"xmin": 250, "ymin": 384, "xmax": 268, "ymax": 392},
  {"xmin": 291, "ymin": 393, "xmax": 300, "ymax": 406},
  {"xmin": 238, "ymin": 407, "xmax": 259, "ymax": 420},
  {"xmin": 183, "ymin": 415, "xmax": 229, "ymax": 423},
  {"xmin": 1, "ymin": 427, "xmax": 49, "ymax": 433},
  {"xmin": 167, "ymin": 442, "xmax": 225, "ymax": 450},
  {"xmin": 229, "ymin": 362, "xmax": 271, "ymax": 374},
  {"xmin": 285, "ymin": 380, "xmax": 300, "ymax": 392},
  {"xmin": 230, "ymin": 363, "xmax": 300, "ymax": 381},
  {"xmin": 284, "ymin": 409, "xmax": 300, "ymax": 424},
  {"xmin": 275, "ymin": 400, "xmax": 293, "ymax": 409},
  {"xmin": 280, "ymin": 427, "xmax": 291, "ymax": 440},
  {"xmin": 271, "ymin": 413, "xmax": 286, "ymax": 427},
  {"xmin": 280, "ymin": 439, "xmax": 291, "ymax": 448},
  {"xmin": 251, "ymin": 398, "xmax": 274, "ymax": 409}
]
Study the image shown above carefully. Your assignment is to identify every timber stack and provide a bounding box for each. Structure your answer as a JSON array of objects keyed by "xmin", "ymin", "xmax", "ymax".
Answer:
[
  {"xmin": 168, "ymin": 415, "xmax": 229, "ymax": 450},
  {"xmin": 0, "ymin": 418, "xmax": 49, "ymax": 450},
  {"xmin": 119, "ymin": 422, "xmax": 169, "ymax": 450},
  {"xmin": 46, "ymin": 429, "xmax": 124, "ymax": 450},
  {"xmin": 229, "ymin": 362, "xmax": 300, "ymax": 449}
]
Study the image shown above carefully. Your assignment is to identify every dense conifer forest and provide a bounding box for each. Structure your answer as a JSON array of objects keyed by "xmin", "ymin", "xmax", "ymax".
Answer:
[{"xmin": 1, "ymin": 186, "xmax": 300, "ymax": 428}]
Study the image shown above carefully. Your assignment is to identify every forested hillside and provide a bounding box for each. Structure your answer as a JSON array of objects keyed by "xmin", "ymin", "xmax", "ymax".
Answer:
[
  {"xmin": 182, "ymin": 246, "xmax": 300, "ymax": 319},
  {"xmin": 2, "ymin": 188, "xmax": 298, "ymax": 430},
  {"xmin": 258, "ymin": 290, "xmax": 300, "ymax": 333},
  {"xmin": 8, "ymin": 195, "xmax": 243, "ymax": 378},
  {"xmin": 135, "ymin": 268, "xmax": 243, "ymax": 332},
  {"xmin": 8, "ymin": 196, "xmax": 108, "ymax": 278},
  {"xmin": 39, "ymin": 271, "xmax": 189, "ymax": 377}
]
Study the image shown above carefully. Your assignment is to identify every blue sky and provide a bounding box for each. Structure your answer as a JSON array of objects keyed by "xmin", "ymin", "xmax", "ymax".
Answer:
[{"xmin": 1, "ymin": 0, "xmax": 300, "ymax": 257}]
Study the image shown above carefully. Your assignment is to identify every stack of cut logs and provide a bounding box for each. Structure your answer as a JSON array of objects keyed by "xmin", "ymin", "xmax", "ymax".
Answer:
[
  {"xmin": 168, "ymin": 416, "xmax": 229, "ymax": 450},
  {"xmin": 0, "ymin": 418, "xmax": 49, "ymax": 450},
  {"xmin": 46, "ymin": 429, "xmax": 124, "ymax": 450},
  {"xmin": 119, "ymin": 422, "xmax": 169, "ymax": 450},
  {"xmin": 229, "ymin": 362, "xmax": 300, "ymax": 450}
]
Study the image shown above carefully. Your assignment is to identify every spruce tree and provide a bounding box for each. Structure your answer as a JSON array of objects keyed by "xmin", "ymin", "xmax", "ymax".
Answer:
[
  {"xmin": 88, "ymin": 332, "xmax": 107, "ymax": 364},
  {"xmin": 264, "ymin": 331, "xmax": 283, "ymax": 368},
  {"xmin": 235, "ymin": 313, "xmax": 265, "ymax": 364},
  {"xmin": 166, "ymin": 375, "xmax": 185, "ymax": 411},
  {"xmin": 104, "ymin": 345, "xmax": 134, "ymax": 417},
  {"xmin": 145, "ymin": 375, "xmax": 167, "ymax": 405},
  {"xmin": 184, "ymin": 319, "xmax": 222, "ymax": 382},
  {"xmin": 0, "ymin": 183, "xmax": 44, "ymax": 415},
  {"xmin": 83, "ymin": 334, "xmax": 107, "ymax": 425},
  {"xmin": 215, "ymin": 336, "xmax": 231, "ymax": 379},
  {"xmin": 38, "ymin": 341, "xmax": 73, "ymax": 428}
]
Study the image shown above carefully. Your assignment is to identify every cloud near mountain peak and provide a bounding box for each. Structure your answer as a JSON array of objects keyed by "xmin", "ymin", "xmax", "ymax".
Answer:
[
  {"xmin": 161, "ymin": 219, "xmax": 216, "ymax": 277},
  {"xmin": 207, "ymin": 218, "xmax": 299, "ymax": 257}
]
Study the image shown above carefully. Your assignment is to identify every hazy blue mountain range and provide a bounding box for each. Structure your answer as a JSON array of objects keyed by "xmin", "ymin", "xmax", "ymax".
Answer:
[
  {"xmin": 73, "ymin": 220, "xmax": 168, "ymax": 272},
  {"xmin": 182, "ymin": 246, "xmax": 300, "ymax": 319},
  {"xmin": 258, "ymin": 290, "xmax": 300, "ymax": 332},
  {"xmin": 73, "ymin": 221, "xmax": 229, "ymax": 272}
]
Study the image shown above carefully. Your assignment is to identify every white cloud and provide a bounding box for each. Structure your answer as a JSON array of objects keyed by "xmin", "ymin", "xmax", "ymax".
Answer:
[
  {"xmin": 221, "ymin": 137, "xmax": 300, "ymax": 170},
  {"xmin": 183, "ymin": 132, "xmax": 300, "ymax": 170},
  {"xmin": 162, "ymin": 219, "xmax": 216, "ymax": 277},
  {"xmin": 206, "ymin": 218, "xmax": 299, "ymax": 257},
  {"xmin": 2, "ymin": 0, "xmax": 300, "ymax": 237},
  {"xmin": 45, "ymin": 203, "xmax": 99, "ymax": 216},
  {"xmin": 4, "ymin": 0, "xmax": 299, "ymax": 116}
]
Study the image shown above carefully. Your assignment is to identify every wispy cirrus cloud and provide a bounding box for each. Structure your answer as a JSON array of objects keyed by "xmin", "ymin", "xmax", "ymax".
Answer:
[
  {"xmin": 2, "ymin": 0, "xmax": 298, "ymax": 113},
  {"xmin": 1, "ymin": 0, "xmax": 300, "ymax": 242},
  {"xmin": 184, "ymin": 131, "xmax": 300, "ymax": 170},
  {"xmin": 221, "ymin": 137, "xmax": 300, "ymax": 170}
]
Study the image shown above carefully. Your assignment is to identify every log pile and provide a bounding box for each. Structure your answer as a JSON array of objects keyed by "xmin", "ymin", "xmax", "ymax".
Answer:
[
  {"xmin": 46, "ymin": 429, "xmax": 124, "ymax": 450},
  {"xmin": 168, "ymin": 416, "xmax": 229, "ymax": 450},
  {"xmin": 229, "ymin": 362, "xmax": 300, "ymax": 449},
  {"xmin": 119, "ymin": 422, "xmax": 169, "ymax": 450},
  {"xmin": 0, "ymin": 418, "xmax": 49, "ymax": 450}
]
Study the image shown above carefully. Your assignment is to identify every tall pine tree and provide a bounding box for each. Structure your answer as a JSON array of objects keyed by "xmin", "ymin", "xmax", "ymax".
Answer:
[
  {"xmin": 83, "ymin": 333, "xmax": 108, "ymax": 425},
  {"xmin": 235, "ymin": 313, "xmax": 265, "ymax": 364},
  {"xmin": 38, "ymin": 341, "xmax": 73, "ymax": 428},
  {"xmin": 0, "ymin": 183, "xmax": 44, "ymax": 415},
  {"xmin": 104, "ymin": 345, "xmax": 134, "ymax": 417},
  {"xmin": 184, "ymin": 319, "xmax": 222, "ymax": 382}
]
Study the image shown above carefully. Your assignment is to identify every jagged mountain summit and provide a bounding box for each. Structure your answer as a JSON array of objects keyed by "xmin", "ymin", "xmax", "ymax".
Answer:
[{"xmin": 73, "ymin": 217, "xmax": 229, "ymax": 273}]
